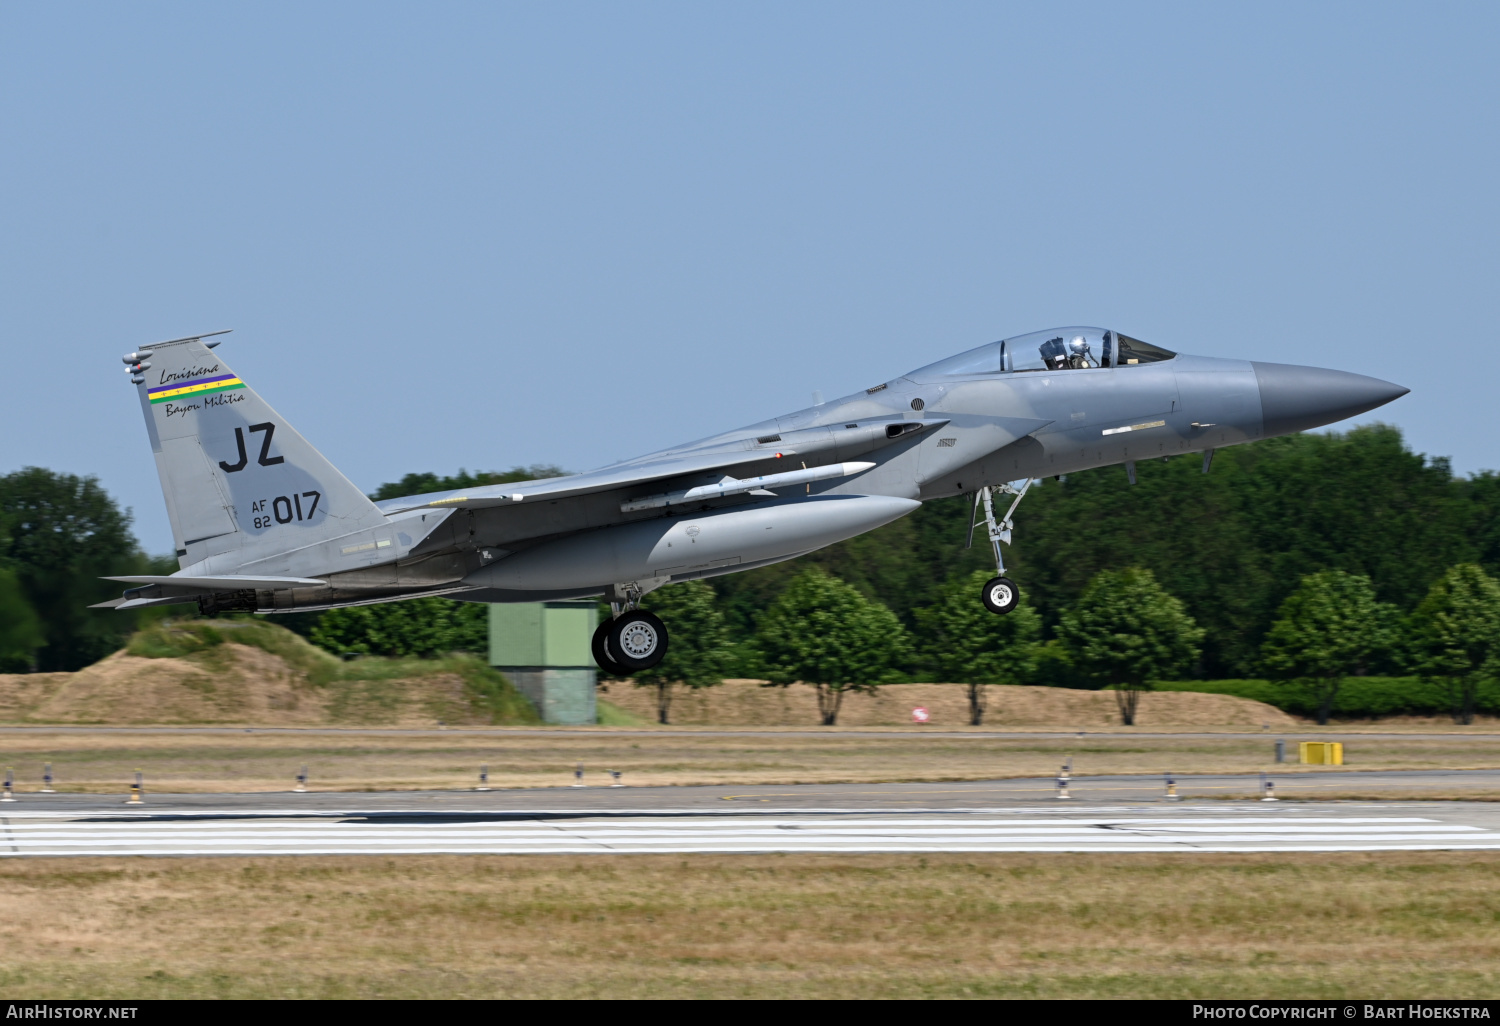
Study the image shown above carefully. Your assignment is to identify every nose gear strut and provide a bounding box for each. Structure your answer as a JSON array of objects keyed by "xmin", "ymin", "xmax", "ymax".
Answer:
[{"xmin": 967, "ymin": 479, "xmax": 1034, "ymax": 615}]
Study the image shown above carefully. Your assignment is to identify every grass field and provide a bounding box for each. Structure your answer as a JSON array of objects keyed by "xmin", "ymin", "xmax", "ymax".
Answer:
[
  {"xmin": 0, "ymin": 852, "xmax": 1497, "ymax": 998},
  {"xmin": 1, "ymin": 727, "xmax": 1499, "ymax": 796}
]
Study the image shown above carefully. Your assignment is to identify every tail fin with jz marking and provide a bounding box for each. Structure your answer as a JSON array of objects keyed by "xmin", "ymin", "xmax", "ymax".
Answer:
[{"xmin": 126, "ymin": 332, "xmax": 387, "ymax": 572}]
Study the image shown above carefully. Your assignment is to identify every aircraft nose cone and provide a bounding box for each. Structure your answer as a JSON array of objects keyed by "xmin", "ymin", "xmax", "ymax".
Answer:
[{"xmin": 1251, "ymin": 362, "xmax": 1410, "ymax": 437}]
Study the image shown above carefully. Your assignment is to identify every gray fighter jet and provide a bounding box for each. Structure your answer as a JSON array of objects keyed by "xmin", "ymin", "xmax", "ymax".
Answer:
[{"xmin": 100, "ymin": 327, "xmax": 1407, "ymax": 674}]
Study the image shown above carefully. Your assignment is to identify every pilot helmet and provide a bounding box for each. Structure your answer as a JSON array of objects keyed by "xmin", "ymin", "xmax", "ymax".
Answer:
[{"xmin": 1068, "ymin": 335, "xmax": 1092, "ymax": 361}]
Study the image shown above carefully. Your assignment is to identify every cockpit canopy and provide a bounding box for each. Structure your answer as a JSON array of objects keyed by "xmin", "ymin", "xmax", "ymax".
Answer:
[
  {"xmin": 1038, "ymin": 333, "xmax": 1095, "ymax": 370},
  {"xmin": 910, "ymin": 327, "xmax": 1176, "ymax": 380}
]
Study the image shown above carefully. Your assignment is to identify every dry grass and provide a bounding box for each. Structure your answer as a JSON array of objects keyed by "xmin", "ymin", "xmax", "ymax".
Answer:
[
  {"xmin": 1, "ymin": 729, "xmax": 1499, "ymax": 794},
  {"xmin": 603, "ymin": 680, "xmax": 1298, "ymax": 728},
  {"xmin": 0, "ymin": 852, "xmax": 1497, "ymax": 998}
]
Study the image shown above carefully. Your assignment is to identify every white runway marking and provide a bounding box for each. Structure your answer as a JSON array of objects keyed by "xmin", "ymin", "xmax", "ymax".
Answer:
[{"xmin": 4, "ymin": 808, "xmax": 1500, "ymax": 856}]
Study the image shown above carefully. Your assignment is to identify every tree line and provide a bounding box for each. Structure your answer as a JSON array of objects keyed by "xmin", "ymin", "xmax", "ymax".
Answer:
[
  {"xmin": 0, "ymin": 468, "xmax": 174, "ymax": 672},
  {"xmin": 4, "ymin": 425, "xmax": 1498, "ymax": 725},
  {"xmin": 707, "ymin": 424, "xmax": 1500, "ymax": 679},
  {"xmin": 627, "ymin": 559, "xmax": 1500, "ymax": 727},
  {"xmin": 0, "ymin": 464, "xmax": 561, "ymax": 672}
]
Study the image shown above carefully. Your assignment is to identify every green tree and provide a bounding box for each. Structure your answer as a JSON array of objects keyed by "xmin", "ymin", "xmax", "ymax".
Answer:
[
  {"xmin": 0, "ymin": 467, "xmax": 156, "ymax": 670},
  {"xmin": 1261, "ymin": 570, "xmax": 1396, "ymax": 725},
  {"xmin": 696, "ymin": 425, "xmax": 1499, "ymax": 677},
  {"xmin": 1407, "ymin": 564, "xmax": 1500, "ymax": 725},
  {"xmin": 1056, "ymin": 567, "xmax": 1204, "ymax": 726},
  {"xmin": 1469, "ymin": 470, "xmax": 1500, "ymax": 576},
  {"xmin": 914, "ymin": 568, "xmax": 1041, "ymax": 725},
  {"xmin": 0, "ymin": 567, "xmax": 43, "ymax": 672},
  {"xmin": 758, "ymin": 568, "xmax": 908, "ymax": 725},
  {"xmin": 631, "ymin": 581, "xmax": 733, "ymax": 724},
  {"xmin": 310, "ymin": 597, "xmax": 487, "ymax": 657},
  {"xmin": 1009, "ymin": 426, "xmax": 1473, "ymax": 676}
]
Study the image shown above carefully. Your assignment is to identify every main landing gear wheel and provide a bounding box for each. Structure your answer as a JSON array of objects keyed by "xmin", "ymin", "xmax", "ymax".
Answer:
[
  {"xmin": 591, "ymin": 619, "xmax": 631, "ymax": 677},
  {"xmin": 981, "ymin": 576, "xmax": 1020, "ymax": 615},
  {"xmin": 606, "ymin": 610, "xmax": 669, "ymax": 672}
]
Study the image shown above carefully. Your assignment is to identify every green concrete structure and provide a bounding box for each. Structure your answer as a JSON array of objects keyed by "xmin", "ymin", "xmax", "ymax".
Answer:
[{"xmin": 488, "ymin": 601, "xmax": 597, "ymax": 725}]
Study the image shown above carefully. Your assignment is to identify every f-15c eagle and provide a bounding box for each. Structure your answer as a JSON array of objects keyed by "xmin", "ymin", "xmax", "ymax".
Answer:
[{"xmin": 99, "ymin": 328, "xmax": 1407, "ymax": 675}]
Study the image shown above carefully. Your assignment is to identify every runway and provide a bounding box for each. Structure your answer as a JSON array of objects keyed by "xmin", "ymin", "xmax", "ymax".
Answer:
[
  {"xmin": 5, "ymin": 773, "xmax": 1500, "ymax": 856},
  {"xmin": 3, "ymin": 767, "xmax": 1498, "ymax": 817},
  {"xmin": 4, "ymin": 802, "xmax": 1500, "ymax": 855}
]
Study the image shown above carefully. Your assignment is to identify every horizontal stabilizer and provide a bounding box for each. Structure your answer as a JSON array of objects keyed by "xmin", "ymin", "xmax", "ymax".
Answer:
[
  {"xmin": 105, "ymin": 574, "xmax": 330, "ymax": 591},
  {"xmin": 89, "ymin": 595, "xmax": 203, "ymax": 611}
]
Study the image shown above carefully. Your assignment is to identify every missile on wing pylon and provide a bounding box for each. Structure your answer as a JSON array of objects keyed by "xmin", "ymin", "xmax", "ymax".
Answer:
[{"xmin": 620, "ymin": 461, "xmax": 876, "ymax": 512}]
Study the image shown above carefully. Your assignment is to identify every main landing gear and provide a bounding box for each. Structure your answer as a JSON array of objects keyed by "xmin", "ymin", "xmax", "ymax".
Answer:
[
  {"xmin": 592, "ymin": 587, "xmax": 670, "ymax": 676},
  {"xmin": 968, "ymin": 479, "xmax": 1034, "ymax": 616}
]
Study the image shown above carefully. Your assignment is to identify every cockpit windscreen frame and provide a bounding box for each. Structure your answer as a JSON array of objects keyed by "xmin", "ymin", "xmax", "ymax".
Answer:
[{"xmin": 908, "ymin": 328, "xmax": 1176, "ymax": 381}]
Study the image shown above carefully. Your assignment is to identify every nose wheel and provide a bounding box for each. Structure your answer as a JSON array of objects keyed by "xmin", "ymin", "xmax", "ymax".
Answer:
[
  {"xmin": 981, "ymin": 576, "xmax": 1019, "ymax": 615},
  {"xmin": 592, "ymin": 609, "xmax": 669, "ymax": 673},
  {"xmin": 968, "ymin": 480, "xmax": 1034, "ymax": 615}
]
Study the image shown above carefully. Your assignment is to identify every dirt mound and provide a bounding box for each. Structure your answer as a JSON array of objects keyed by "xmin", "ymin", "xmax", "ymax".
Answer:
[
  {"xmin": 0, "ymin": 620, "xmax": 538, "ymax": 727},
  {"xmin": 10, "ymin": 645, "xmax": 325, "ymax": 725},
  {"xmin": 599, "ymin": 680, "xmax": 1297, "ymax": 728},
  {"xmin": 2, "ymin": 619, "xmax": 1291, "ymax": 730}
]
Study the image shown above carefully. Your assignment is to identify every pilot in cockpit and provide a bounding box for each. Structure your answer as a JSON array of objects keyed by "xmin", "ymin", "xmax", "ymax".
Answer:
[{"xmin": 1039, "ymin": 335, "xmax": 1097, "ymax": 370}]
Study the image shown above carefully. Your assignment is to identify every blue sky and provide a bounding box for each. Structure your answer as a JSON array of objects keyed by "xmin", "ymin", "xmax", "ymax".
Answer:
[{"xmin": 3, "ymin": 2, "xmax": 1496, "ymax": 554}]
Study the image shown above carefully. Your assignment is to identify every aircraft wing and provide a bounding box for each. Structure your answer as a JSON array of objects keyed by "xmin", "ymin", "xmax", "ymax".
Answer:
[
  {"xmin": 376, "ymin": 448, "xmax": 793, "ymax": 513},
  {"xmin": 372, "ymin": 414, "xmax": 1057, "ymax": 515},
  {"xmin": 372, "ymin": 427, "xmax": 924, "ymax": 514}
]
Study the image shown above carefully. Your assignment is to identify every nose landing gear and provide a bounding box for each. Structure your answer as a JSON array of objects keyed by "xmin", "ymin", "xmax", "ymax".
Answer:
[
  {"xmin": 981, "ymin": 576, "xmax": 1019, "ymax": 615},
  {"xmin": 592, "ymin": 586, "xmax": 670, "ymax": 675},
  {"xmin": 968, "ymin": 479, "xmax": 1033, "ymax": 615}
]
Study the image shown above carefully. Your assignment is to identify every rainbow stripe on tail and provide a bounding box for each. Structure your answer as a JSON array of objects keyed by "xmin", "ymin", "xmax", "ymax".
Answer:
[{"xmin": 147, "ymin": 373, "xmax": 245, "ymax": 404}]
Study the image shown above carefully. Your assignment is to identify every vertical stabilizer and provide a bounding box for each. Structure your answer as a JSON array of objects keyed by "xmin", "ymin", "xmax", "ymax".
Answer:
[{"xmin": 129, "ymin": 334, "xmax": 387, "ymax": 571}]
